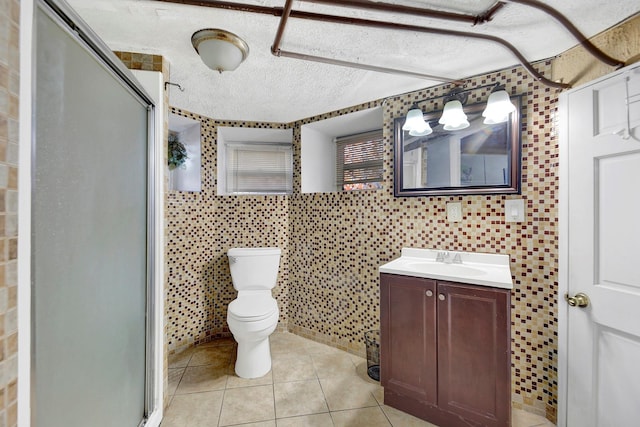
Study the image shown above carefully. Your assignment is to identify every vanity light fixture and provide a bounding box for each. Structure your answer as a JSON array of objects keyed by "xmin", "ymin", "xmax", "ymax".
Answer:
[
  {"xmin": 191, "ymin": 29, "xmax": 250, "ymax": 73},
  {"xmin": 482, "ymin": 85, "xmax": 517, "ymax": 124},
  {"xmin": 439, "ymin": 89, "xmax": 470, "ymax": 131},
  {"xmin": 402, "ymin": 104, "xmax": 433, "ymax": 136},
  {"xmin": 402, "ymin": 83, "xmax": 516, "ymax": 135}
]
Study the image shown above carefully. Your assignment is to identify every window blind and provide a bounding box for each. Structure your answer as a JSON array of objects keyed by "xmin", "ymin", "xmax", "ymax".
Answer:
[
  {"xmin": 226, "ymin": 142, "xmax": 293, "ymax": 194},
  {"xmin": 335, "ymin": 130, "xmax": 384, "ymax": 191}
]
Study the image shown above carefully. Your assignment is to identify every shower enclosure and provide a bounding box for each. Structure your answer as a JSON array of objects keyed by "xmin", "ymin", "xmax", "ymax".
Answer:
[{"xmin": 28, "ymin": 0, "xmax": 162, "ymax": 425}]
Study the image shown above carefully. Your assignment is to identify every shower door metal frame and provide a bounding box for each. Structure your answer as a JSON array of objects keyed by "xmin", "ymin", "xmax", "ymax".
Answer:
[{"xmin": 19, "ymin": 0, "xmax": 164, "ymax": 425}]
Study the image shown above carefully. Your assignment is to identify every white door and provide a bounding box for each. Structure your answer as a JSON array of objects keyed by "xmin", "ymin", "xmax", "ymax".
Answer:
[{"xmin": 561, "ymin": 63, "xmax": 640, "ymax": 426}]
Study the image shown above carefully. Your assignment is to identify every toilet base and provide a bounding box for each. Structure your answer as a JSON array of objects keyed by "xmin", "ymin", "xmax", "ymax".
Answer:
[{"xmin": 234, "ymin": 337, "xmax": 272, "ymax": 379}]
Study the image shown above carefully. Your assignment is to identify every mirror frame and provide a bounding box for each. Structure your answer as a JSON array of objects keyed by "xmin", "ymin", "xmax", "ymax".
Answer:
[{"xmin": 393, "ymin": 96, "xmax": 522, "ymax": 197}]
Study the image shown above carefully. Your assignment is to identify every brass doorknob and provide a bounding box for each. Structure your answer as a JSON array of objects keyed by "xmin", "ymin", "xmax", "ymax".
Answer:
[{"xmin": 565, "ymin": 292, "xmax": 590, "ymax": 308}]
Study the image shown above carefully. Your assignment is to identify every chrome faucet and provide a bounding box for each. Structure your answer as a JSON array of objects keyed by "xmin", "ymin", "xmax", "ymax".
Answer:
[
  {"xmin": 436, "ymin": 251, "xmax": 450, "ymax": 263},
  {"xmin": 436, "ymin": 251, "xmax": 463, "ymax": 264}
]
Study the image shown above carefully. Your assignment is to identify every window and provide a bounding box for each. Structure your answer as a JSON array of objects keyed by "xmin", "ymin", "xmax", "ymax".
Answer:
[
  {"xmin": 225, "ymin": 142, "xmax": 293, "ymax": 194},
  {"xmin": 336, "ymin": 130, "xmax": 384, "ymax": 191}
]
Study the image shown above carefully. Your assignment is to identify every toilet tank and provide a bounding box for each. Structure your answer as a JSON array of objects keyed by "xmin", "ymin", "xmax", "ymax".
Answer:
[{"xmin": 228, "ymin": 247, "xmax": 281, "ymax": 290}]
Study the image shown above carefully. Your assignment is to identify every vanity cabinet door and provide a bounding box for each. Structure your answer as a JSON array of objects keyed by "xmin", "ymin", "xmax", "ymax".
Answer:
[
  {"xmin": 437, "ymin": 281, "xmax": 511, "ymax": 427},
  {"xmin": 380, "ymin": 274, "xmax": 437, "ymax": 405}
]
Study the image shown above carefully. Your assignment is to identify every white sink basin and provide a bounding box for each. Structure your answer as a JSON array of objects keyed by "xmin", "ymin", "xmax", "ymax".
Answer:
[
  {"xmin": 379, "ymin": 248, "xmax": 513, "ymax": 289},
  {"xmin": 405, "ymin": 262, "xmax": 486, "ymax": 277}
]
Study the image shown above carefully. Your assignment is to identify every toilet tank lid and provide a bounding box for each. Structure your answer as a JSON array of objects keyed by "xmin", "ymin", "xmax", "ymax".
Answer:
[{"xmin": 228, "ymin": 247, "xmax": 281, "ymax": 257}]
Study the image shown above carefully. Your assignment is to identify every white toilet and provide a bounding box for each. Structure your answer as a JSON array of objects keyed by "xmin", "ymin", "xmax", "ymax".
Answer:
[{"xmin": 227, "ymin": 247, "xmax": 281, "ymax": 378}]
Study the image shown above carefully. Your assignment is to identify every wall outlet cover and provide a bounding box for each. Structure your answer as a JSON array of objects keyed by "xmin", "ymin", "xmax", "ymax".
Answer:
[
  {"xmin": 505, "ymin": 199, "xmax": 525, "ymax": 222},
  {"xmin": 447, "ymin": 202, "xmax": 463, "ymax": 222}
]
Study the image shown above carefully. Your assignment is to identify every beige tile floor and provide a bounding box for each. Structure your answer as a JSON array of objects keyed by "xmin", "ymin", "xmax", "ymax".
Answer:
[{"xmin": 163, "ymin": 332, "xmax": 555, "ymax": 427}]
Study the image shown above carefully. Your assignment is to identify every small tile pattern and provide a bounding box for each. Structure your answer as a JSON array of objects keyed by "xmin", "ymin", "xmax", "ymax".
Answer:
[
  {"xmin": 165, "ymin": 62, "xmax": 562, "ymax": 420},
  {"xmin": 163, "ymin": 332, "xmax": 555, "ymax": 427},
  {"xmin": 2, "ymin": 13, "xmax": 630, "ymax": 426},
  {"xmin": 0, "ymin": 0, "xmax": 20, "ymax": 426},
  {"xmin": 166, "ymin": 107, "xmax": 290, "ymax": 354},
  {"xmin": 288, "ymin": 61, "xmax": 561, "ymax": 421},
  {"xmin": 163, "ymin": 19, "xmax": 640, "ymax": 420},
  {"xmin": 114, "ymin": 51, "xmax": 164, "ymax": 72}
]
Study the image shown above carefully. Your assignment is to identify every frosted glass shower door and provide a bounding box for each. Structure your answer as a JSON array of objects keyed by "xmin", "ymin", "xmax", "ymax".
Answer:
[{"xmin": 32, "ymin": 3, "xmax": 153, "ymax": 426}]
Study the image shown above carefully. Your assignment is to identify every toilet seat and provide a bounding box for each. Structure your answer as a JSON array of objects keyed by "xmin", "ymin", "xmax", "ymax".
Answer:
[{"xmin": 228, "ymin": 294, "xmax": 278, "ymax": 322}]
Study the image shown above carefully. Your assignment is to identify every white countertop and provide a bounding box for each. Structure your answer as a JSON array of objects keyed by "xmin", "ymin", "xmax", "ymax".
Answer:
[{"xmin": 379, "ymin": 248, "xmax": 514, "ymax": 290}]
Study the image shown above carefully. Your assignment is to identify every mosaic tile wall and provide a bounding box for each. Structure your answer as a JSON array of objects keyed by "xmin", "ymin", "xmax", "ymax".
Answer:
[
  {"xmin": 0, "ymin": 0, "xmax": 19, "ymax": 425},
  {"xmin": 288, "ymin": 62, "xmax": 561, "ymax": 421},
  {"xmin": 114, "ymin": 51, "xmax": 164, "ymax": 72},
  {"xmin": 166, "ymin": 107, "xmax": 290, "ymax": 355},
  {"xmin": 164, "ymin": 62, "xmax": 561, "ymax": 420},
  {"xmin": 162, "ymin": 19, "xmax": 638, "ymax": 421}
]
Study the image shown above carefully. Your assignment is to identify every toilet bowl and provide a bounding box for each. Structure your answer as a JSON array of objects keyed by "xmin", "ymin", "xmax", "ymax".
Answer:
[
  {"xmin": 227, "ymin": 248, "xmax": 281, "ymax": 378},
  {"xmin": 227, "ymin": 292, "xmax": 279, "ymax": 378}
]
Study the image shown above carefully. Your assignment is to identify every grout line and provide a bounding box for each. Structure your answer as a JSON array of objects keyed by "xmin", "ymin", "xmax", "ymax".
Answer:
[
  {"xmin": 169, "ymin": 366, "xmax": 187, "ymax": 397},
  {"xmin": 275, "ymin": 412, "xmax": 331, "ymax": 420},
  {"xmin": 316, "ymin": 372, "xmax": 332, "ymax": 415},
  {"xmin": 379, "ymin": 404, "xmax": 394, "ymax": 426},
  {"xmin": 225, "ymin": 381, "xmax": 279, "ymax": 390},
  {"xmin": 223, "ymin": 420, "xmax": 277, "ymax": 427},
  {"xmin": 271, "ymin": 377, "xmax": 277, "ymax": 424},
  {"xmin": 172, "ymin": 387, "xmax": 227, "ymax": 396},
  {"xmin": 217, "ymin": 383, "xmax": 227, "ymax": 427},
  {"xmin": 166, "ymin": 393, "xmax": 176, "ymax": 410},
  {"xmin": 169, "ymin": 366, "xmax": 187, "ymax": 392},
  {"xmin": 327, "ymin": 410, "xmax": 337, "ymax": 426}
]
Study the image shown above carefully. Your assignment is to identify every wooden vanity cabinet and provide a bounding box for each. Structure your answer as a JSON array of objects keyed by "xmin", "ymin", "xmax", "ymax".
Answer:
[{"xmin": 380, "ymin": 273, "xmax": 511, "ymax": 427}]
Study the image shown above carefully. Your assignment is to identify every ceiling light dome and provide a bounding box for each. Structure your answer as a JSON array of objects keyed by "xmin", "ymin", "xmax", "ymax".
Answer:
[{"xmin": 191, "ymin": 29, "xmax": 249, "ymax": 73}]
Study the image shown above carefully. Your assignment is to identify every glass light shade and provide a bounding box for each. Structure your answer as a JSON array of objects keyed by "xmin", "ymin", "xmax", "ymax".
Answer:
[
  {"xmin": 483, "ymin": 115, "xmax": 509, "ymax": 125},
  {"xmin": 482, "ymin": 90, "xmax": 516, "ymax": 124},
  {"xmin": 439, "ymin": 100, "xmax": 469, "ymax": 130},
  {"xmin": 191, "ymin": 29, "xmax": 249, "ymax": 73},
  {"xmin": 409, "ymin": 121, "xmax": 433, "ymax": 136},
  {"xmin": 403, "ymin": 108, "xmax": 432, "ymax": 136}
]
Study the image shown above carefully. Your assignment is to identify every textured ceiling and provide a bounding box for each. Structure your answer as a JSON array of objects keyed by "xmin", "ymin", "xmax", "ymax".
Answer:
[{"xmin": 66, "ymin": 0, "xmax": 639, "ymax": 123}]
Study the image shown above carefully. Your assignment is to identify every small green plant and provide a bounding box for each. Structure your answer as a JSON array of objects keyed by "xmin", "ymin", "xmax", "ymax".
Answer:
[{"xmin": 168, "ymin": 133, "xmax": 188, "ymax": 170}]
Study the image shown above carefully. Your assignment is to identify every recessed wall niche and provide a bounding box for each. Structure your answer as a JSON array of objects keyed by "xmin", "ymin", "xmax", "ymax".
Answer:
[
  {"xmin": 301, "ymin": 106, "xmax": 383, "ymax": 193},
  {"xmin": 217, "ymin": 126, "xmax": 294, "ymax": 196},
  {"xmin": 168, "ymin": 113, "xmax": 202, "ymax": 192}
]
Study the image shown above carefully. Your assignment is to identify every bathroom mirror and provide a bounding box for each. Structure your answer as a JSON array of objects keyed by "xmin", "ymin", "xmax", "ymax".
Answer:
[{"xmin": 393, "ymin": 96, "xmax": 522, "ymax": 196}]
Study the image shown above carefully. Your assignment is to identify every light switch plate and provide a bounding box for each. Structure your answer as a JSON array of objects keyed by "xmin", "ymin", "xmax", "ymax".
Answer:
[
  {"xmin": 505, "ymin": 199, "xmax": 525, "ymax": 222},
  {"xmin": 447, "ymin": 202, "xmax": 462, "ymax": 222}
]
